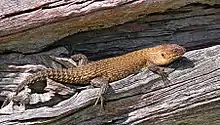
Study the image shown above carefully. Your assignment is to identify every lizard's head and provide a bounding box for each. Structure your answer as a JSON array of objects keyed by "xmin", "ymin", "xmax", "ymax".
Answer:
[{"xmin": 147, "ymin": 44, "xmax": 185, "ymax": 65}]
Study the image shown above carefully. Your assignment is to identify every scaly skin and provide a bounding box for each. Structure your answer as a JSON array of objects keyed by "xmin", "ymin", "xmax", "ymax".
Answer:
[{"xmin": 15, "ymin": 44, "xmax": 185, "ymax": 95}]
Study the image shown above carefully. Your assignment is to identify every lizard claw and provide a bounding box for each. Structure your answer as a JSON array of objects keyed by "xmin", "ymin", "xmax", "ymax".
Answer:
[
  {"xmin": 91, "ymin": 77, "xmax": 109, "ymax": 111},
  {"xmin": 160, "ymin": 72, "xmax": 172, "ymax": 86},
  {"xmin": 93, "ymin": 94, "xmax": 105, "ymax": 112},
  {"xmin": 1, "ymin": 96, "xmax": 10, "ymax": 109}
]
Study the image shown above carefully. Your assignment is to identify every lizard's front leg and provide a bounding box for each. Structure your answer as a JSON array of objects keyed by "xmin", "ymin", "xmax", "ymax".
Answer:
[
  {"xmin": 90, "ymin": 77, "xmax": 109, "ymax": 111},
  {"xmin": 148, "ymin": 63, "xmax": 171, "ymax": 86}
]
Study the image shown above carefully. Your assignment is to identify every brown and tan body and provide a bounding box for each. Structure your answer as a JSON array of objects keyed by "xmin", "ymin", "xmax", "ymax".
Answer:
[{"xmin": 16, "ymin": 44, "xmax": 185, "ymax": 95}]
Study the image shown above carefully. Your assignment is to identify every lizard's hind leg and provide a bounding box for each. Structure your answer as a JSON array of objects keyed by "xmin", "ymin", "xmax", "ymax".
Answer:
[
  {"xmin": 71, "ymin": 53, "xmax": 89, "ymax": 66},
  {"xmin": 49, "ymin": 53, "xmax": 89, "ymax": 68},
  {"xmin": 90, "ymin": 77, "xmax": 109, "ymax": 111}
]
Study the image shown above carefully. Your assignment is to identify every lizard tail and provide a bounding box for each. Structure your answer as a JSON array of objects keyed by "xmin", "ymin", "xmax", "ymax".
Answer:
[{"xmin": 15, "ymin": 70, "xmax": 50, "ymax": 95}]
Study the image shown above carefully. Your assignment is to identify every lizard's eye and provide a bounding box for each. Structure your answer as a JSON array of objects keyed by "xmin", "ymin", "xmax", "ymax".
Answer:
[{"xmin": 161, "ymin": 53, "xmax": 165, "ymax": 58}]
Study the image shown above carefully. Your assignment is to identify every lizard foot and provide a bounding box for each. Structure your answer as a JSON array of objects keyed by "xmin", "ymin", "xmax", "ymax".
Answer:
[
  {"xmin": 49, "ymin": 53, "xmax": 89, "ymax": 68},
  {"xmin": 90, "ymin": 77, "xmax": 109, "ymax": 112},
  {"xmin": 71, "ymin": 53, "xmax": 89, "ymax": 66},
  {"xmin": 49, "ymin": 56, "xmax": 77, "ymax": 68},
  {"xmin": 148, "ymin": 64, "xmax": 171, "ymax": 86}
]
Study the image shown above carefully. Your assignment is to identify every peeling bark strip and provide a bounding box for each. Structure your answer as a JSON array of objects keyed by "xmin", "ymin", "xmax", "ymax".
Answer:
[
  {"xmin": 0, "ymin": 0, "xmax": 219, "ymax": 53},
  {"xmin": 0, "ymin": 45, "xmax": 220, "ymax": 125}
]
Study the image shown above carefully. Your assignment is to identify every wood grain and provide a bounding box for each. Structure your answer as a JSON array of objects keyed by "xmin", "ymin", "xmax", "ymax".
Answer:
[
  {"xmin": 0, "ymin": 42, "xmax": 220, "ymax": 125},
  {"xmin": 0, "ymin": 0, "xmax": 219, "ymax": 53},
  {"xmin": 0, "ymin": 2, "xmax": 220, "ymax": 125}
]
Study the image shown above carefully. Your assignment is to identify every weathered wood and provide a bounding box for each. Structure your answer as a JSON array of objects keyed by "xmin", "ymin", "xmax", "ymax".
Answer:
[
  {"xmin": 0, "ymin": 42, "xmax": 220, "ymax": 125},
  {"xmin": 0, "ymin": 1, "xmax": 220, "ymax": 125},
  {"xmin": 0, "ymin": 0, "xmax": 219, "ymax": 53},
  {"xmin": 0, "ymin": 3, "xmax": 219, "ymax": 63}
]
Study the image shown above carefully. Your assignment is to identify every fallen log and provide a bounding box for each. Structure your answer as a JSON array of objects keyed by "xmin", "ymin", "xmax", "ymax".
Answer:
[
  {"xmin": 0, "ymin": 0, "xmax": 220, "ymax": 125},
  {"xmin": 1, "ymin": 43, "xmax": 220, "ymax": 125}
]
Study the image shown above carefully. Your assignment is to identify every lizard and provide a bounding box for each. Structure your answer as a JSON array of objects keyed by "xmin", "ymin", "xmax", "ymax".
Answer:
[{"xmin": 2, "ymin": 44, "xmax": 185, "ymax": 110}]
